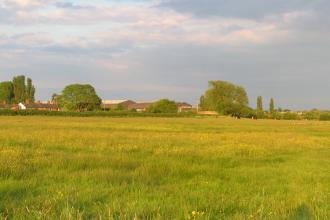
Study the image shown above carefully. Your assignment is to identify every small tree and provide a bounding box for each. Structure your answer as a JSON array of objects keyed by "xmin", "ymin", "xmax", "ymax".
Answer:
[
  {"xmin": 269, "ymin": 98, "xmax": 275, "ymax": 118},
  {"xmin": 57, "ymin": 84, "xmax": 101, "ymax": 111},
  {"xmin": 269, "ymin": 98, "xmax": 275, "ymax": 113},
  {"xmin": 148, "ymin": 99, "xmax": 178, "ymax": 113},
  {"xmin": 257, "ymin": 96, "xmax": 263, "ymax": 119},
  {"xmin": 115, "ymin": 104, "xmax": 125, "ymax": 111},
  {"xmin": 51, "ymin": 93, "xmax": 60, "ymax": 104}
]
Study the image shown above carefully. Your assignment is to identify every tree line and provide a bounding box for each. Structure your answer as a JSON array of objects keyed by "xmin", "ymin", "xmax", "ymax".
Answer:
[
  {"xmin": 2, "ymin": 76, "xmax": 330, "ymax": 120},
  {"xmin": 0, "ymin": 75, "xmax": 35, "ymax": 104},
  {"xmin": 52, "ymin": 84, "xmax": 179, "ymax": 113}
]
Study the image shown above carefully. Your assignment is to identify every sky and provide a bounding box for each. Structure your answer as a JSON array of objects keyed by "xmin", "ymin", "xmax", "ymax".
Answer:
[{"xmin": 0, "ymin": 0, "xmax": 330, "ymax": 110}]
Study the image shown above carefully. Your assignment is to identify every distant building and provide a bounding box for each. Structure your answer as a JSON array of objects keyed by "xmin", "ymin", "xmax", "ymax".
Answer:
[
  {"xmin": 177, "ymin": 102, "xmax": 193, "ymax": 113},
  {"xmin": 25, "ymin": 103, "xmax": 60, "ymax": 111},
  {"xmin": 0, "ymin": 102, "xmax": 60, "ymax": 111},
  {"xmin": 127, "ymin": 102, "xmax": 153, "ymax": 112},
  {"xmin": 102, "ymin": 100, "xmax": 136, "ymax": 110},
  {"xmin": 0, "ymin": 104, "xmax": 12, "ymax": 109},
  {"xmin": 18, "ymin": 103, "xmax": 27, "ymax": 110},
  {"xmin": 197, "ymin": 111, "xmax": 219, "ymax": 116}
]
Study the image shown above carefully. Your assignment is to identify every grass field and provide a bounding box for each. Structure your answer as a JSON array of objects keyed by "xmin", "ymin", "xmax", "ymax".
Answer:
[{"xmin": 0, "ymin": 116, "xmax": 329, "ymax": 219}]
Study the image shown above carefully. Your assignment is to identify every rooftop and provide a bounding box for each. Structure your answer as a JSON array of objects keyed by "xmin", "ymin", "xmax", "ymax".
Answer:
[{"xmin": 102, "ymin": 100, "xmax": 130, "ymax": 105}]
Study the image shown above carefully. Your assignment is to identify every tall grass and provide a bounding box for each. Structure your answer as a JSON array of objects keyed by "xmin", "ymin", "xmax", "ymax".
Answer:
[{"xmin": 0, "ymin": 117, "xmax": 329, "ymax": 219}]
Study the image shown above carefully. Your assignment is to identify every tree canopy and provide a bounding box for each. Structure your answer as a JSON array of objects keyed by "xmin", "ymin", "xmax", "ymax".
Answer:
[
  {"xmin": 57, "ymin": 84, "xmax": 101, "ymax": 111},
  {"xmin": 199, "ymin": 80, "xmax": 250, "ymax": 117},
  {"xmin": 0, "ymin": 81, "xmax": 14, "ymax": 104},
  {"xmin": 26, "ymin": 78, "xmax": 35, "ymax": 104},
  {"xmin": 257, "ymin": 96, "xmax": 264, "ymax": 118},
  {"xmin": 13, "ymin": 75, "xmax": 26, "ymax": 103},
  {"xmin": 0, "ymin": 75, "xmax": 35, "ymax": 104},
  {"xmin": 270, "ymin": 98, "xmax": 275, "ymax": 111},
  {"xmin": 147, "ymin": 99, "xmax": 178, "ymax": 113}
]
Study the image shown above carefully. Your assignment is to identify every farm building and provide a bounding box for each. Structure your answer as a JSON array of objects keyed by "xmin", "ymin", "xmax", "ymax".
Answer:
[
  {"xmin": 127, "ymin": 103, "xmax": 153, "ymax": 112},
  {"xmin": 25, "ymin": 103, "xmax": 60, "ymax": 111},
  {"xmin": 177, "ymin": 102, "xmax": 193, "ymax": 113},
  {"xmin": 0, "ymin": 103, "xmax": 25, "ymax": 110},
  {"xmin": 0, "ymin": 102, "xmax": 60, "ymax": 111},
  {"xmin": 101, "ymin": 100, "xmax": 136, "ymax": 110},
  {"xmin": 0, "ymin": 104, "xmax": 13, "ymax": 109}
]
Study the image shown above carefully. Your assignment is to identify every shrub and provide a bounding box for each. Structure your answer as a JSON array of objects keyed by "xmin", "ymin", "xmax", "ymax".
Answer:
[
  {"xmin": 282, "ymin": 112, "xmax": 300, "ymax": 120},
  {"xmin": 319, "ymin": 112, "xmax": 330, "ymax": 121},
  {"xmin": 147, "ymin": 99, "xmax": 178, "ymax": 113},
  {"xmin": 0, "ymin": 109, "xmax": 196, "ymax": 118}
]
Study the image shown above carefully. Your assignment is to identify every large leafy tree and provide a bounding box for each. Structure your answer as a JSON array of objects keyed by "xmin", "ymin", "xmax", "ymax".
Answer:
[
  {"xmin": 13, "ymin": 75, "xmax": 26, "ymax": 103},
  {"xmin": 199, "ymin": 80, "xmax": 249, "ymax": 117},
  {"xmin": 57, "ymin": 84, "xmax": 101, "ymax": 111},
  {"xmin": 0, "ymin": 81, "xmax": 14, "ymax": 104},
  {"xmin": 147, "ymin": 99, "xmax": 178, "ymax": 113}
]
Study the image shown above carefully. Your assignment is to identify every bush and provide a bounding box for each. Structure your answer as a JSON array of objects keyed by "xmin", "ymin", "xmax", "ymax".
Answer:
[
  {"xmin": 281, "ymin": 112, "xmax": 300, "ymax": 120},
  {"xmin": 147, "ymin": 99, "xmax": 178, "ymax": 113},
  {"xmin": 319, "ymin": 112, "xmax": 330, "ymax": 121},
  {"xmin": 303, "ymin": 110, "xmax": 322, "ymax": 120}
]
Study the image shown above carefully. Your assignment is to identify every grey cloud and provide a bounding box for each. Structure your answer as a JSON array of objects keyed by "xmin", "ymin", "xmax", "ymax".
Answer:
[{"xmin": 157, "ymin": 0, "xmax": 328, "ymax": 19}]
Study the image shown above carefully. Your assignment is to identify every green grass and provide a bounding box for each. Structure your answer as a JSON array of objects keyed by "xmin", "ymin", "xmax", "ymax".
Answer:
[{"xmin": 0, "ymin": 116, "xmax": 329, "ymax": 219}]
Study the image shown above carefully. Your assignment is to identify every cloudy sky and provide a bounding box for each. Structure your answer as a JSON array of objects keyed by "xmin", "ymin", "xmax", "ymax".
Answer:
[{"xmin": 0, "ymin": 0, "xmax": 329, "ymax": 109}]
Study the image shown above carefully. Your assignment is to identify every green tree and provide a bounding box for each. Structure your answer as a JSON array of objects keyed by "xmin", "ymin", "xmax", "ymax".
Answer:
[
  {"xmin": 269, "ymin": 98, "xmax": 275, "ymax": 114},
  {"xmin": 257, "ymin": 96, "xmax": 263, "ymax": 118},
  {"xmin": 57, "ymin": 84, "xmax": 101, "ymax": 111},
  {"xmin": 26, "ymin": 78, "xmax": 35, "ymax": 103},
  {"xmin": 13, "ymin": 75, "xmax": 26, "ymax": 103},
  {"xmin": 51, "ymin": 93, "xmax": 61, "ymax": 104},
  {"xmin": 199, "ymin": 80, "xmax": 249, "ymax": 117},
  {"xmin": 147, "ymin": 99, "xmax": 178, "ymax": 113},
  {"xmin": 115, "ymin": 104, "xmax": 125, "ymax": 111},
  {"xmin": 199, "ymin": 95, "xmax": 206, "ymax": 110},
  {"xmin": 0, "ymin": 81, "xmax": 14, "ymax": 104}
]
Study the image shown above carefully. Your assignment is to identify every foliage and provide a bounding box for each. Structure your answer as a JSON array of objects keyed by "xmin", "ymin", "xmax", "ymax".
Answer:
[
  {"xmin": 319, "ymin": 112, "xmax": 330, "ymax": 121},
  {"xmin": 0, "ymin": 109, "xmax": 196, "ymax": 117},
  {"xmin": 3, "ymin": 75, "xmax": 35, "ymax": 104},
  {"xmin": 0, "ymin": 81, "xmax": 14, "ymax": 104},
  {"xmin": 282, "ymin": 112, "xmax": 300, "ymax": 120},
  {"xmin": 303, "ymin": 109, "xmax": 321, "ymax": 120},
  {"xmin": 147, "ymin": 99, "xmax": 178, "ymax": 113},
  {"xmin": 256, "ymin": 96, "xmax": 264, "ymax": 119},
  {"xmin": 269, "ymin": 98, "xmax": 275, "ymax": 116},
  {"xmin": 12, "ymin": 75, "xmax": 26, "ymax": 103},
  {"xmin": 200, "ymin": 80, "xmax": 249, "ymax": 117},
  {"xmin": 57, "ymin": 84, "xmax": 101, "ymax": 111},
  {"xmin": 240, "ymin": 106, "xmax": 257, "ymax": 118},
  {"xmin": 115, "ymin": 103, "xmax": 125, "ymax": 111},
  {"xmin": 0, "ymin": 117, "xmax": 329, "ymax": 219},
  {"xmin": 25, "ymin": 78, "xmax": 35, "ymax": 103},
  {"xmin": 51, "ymin": 93, "xmax": 60, "ymax": 104}
]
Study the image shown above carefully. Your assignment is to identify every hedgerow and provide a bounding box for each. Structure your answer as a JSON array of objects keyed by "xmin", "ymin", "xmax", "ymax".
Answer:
[{"xmin": 0, "ymin": 109, "xmax": 197, "ymax": 118}]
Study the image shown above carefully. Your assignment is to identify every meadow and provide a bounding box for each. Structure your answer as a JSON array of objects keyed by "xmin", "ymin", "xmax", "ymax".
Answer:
[{"xmin": 0, "ymin": 116, "xmax": 329, "ymax": 219}]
